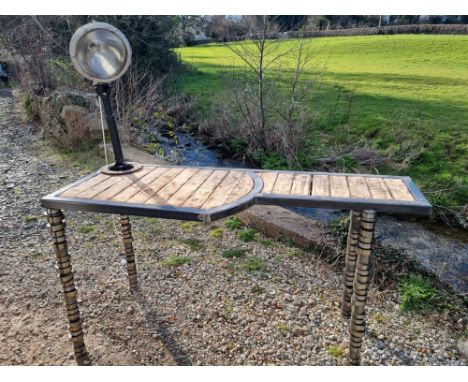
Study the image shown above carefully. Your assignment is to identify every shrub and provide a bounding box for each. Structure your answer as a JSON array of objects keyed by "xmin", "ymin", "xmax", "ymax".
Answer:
[
  {"xmin": 182, "ymin": 238, "xmax": 204, "ymax": 251},
  {"xmin": 242, "ymin": 256, "xmax": 264, "ymax": 271},
  {"xmin": 221, "ymin": 248, "xmax": 248, "ymax": 259},
  {"xmin": 398, "ymin": 275, "xmax": 436, "ymax": 312},
  {"xmin": 77, "ymin": 224, "xmax": 95, "ymax": 234},
  {"xmin": 225, "ymin": 217, "xmax": 243, "ymax": 230},
  {"xmin": 238, "ymin": 227, "xmax": 257, "ymax": 242}
]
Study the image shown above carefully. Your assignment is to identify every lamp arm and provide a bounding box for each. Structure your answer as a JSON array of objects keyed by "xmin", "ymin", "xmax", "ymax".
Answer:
[{"xmin": 95, "ymin": 83, "xmax": 132, "ymax": 172}]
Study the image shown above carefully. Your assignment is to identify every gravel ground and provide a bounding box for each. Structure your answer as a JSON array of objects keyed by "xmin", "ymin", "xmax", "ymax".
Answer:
[{"xmin": 0, "ymin": 87, "xmax": 466, "ymax": 366}]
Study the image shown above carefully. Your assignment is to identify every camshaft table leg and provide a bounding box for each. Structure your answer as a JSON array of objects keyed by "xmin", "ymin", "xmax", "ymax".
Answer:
[
  {"xmin": 120, "ymin": 215, "xmax": 138, "ymax": 291},
  {"xmin": 347, "ymin": 209, "xmax": 376, "ymax": 366},
  {"xmin": 46, "ymin": 208, "xmax": 91, "ymax": 366}
]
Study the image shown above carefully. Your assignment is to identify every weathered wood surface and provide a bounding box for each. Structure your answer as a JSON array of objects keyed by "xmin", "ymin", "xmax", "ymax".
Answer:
[
  {"xmin": 257, "ymin": 171, "xmax": 415, "ymax": 202},
  {"xmin": 45, "ymin": 165, "xmax": 430, "ymax": 218},
  {"xmin": 58, "ymin": 166, "xmax": 255, "ymax": 210}
]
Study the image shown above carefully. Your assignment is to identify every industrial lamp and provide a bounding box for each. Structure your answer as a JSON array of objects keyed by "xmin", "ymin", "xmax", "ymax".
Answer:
[{"xmin": 70, "ymin": 22, "xmax": 138, "ymax": 174}]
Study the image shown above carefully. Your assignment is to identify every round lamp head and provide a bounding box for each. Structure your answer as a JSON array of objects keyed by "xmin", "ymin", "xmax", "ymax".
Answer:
[{"xmin": 69, "ymin": 22, "xmax": 131, "ymax": 83}]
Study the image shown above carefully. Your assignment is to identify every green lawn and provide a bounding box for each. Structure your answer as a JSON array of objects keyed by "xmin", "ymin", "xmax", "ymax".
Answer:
[{"xmin": 175, "ymin": 35, "xmax": 468, "ymax": 221}]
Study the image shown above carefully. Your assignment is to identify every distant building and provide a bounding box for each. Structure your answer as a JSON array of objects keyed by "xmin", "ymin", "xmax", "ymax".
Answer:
[{"xmin": 186, "ymin": 26, "xmax": 208, "ymax": 42}]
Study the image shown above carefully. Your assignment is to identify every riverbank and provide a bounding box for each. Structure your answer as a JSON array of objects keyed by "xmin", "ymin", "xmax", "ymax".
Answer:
[
  {"xmin": 1, "ymin": 87, "xmax": 467, "ymax": 365},
  {"xmin": 123, "ymin": 121, "xmax": 468, "ymax": 295}
]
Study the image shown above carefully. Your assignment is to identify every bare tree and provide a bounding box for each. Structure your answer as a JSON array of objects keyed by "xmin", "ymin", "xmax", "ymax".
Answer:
[
  {"xmin": 270, "ymin": 41, "xmax": 315, "ymax": 166},
  {"xmin": 224, "ymin": 16, "xmax": 299, "ymax": 151},
  {"xmin": 113, "ymin": 67, "xmax": 165, "ymax": 143}
]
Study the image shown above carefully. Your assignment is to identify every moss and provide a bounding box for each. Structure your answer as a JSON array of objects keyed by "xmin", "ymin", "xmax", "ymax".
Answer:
[
  {"xmin": 24, "ymin": 215, "xmax": 38, "ymax": 222},
  {"xmin": 221, "ymin": 248, "xmax": 248, "ymax": 259},
  {"xmin": 209, "ymin": 227, "xmax": 224, "ymax": 238},
  {"xmin": 327, "ymin": 345, "xmax": 344, "ymax": 358},
  {"xmin": 77, "ymin": 224, "xmax": 95, "ymax": 234},
  {"xmin": 251, "ymin": 284, "xmax": 265, "ymax": 294},
  {"xmin": 162, "ymin": 255, "xmax": 192, "ymax": 267},
  {"xmin": 180, "ymin": 221, "xmax": 202, "ymax": 233}
]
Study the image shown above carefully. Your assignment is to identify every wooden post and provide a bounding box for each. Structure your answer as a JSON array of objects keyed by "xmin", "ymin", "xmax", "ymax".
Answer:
[
  {"xmin": 348, "ymin": 209, "xmax": 376, "ymax": 365},
  {"xmin": 46, "ymin": 208, "xmax": 91, "ymax": 366},
  {"xmin": 120, "ymin": 215, "xmax": 138, "ymax": 291},
  {"xmin": 342, "ymin": 210, "xmax": 361, "ymax": 318}
]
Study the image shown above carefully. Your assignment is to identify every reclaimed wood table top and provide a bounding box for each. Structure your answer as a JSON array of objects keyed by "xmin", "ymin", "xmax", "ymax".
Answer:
[
  {"xmin": 41, "ymin": 165, "xmax": 263, "ymax": 221},
  {"xmin": 255, "ymin": 170, "xmax": 431, "ymax": 216},
  {"xmin": 41, "ymin": 164, "xmax": 431, "ymax": 221}
]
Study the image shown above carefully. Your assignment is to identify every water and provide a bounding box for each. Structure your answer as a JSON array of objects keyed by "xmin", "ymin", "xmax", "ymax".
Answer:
[
  {"xmin": 155, "ymin": 128, "xmax": 468, "ymax": 294},
  {"xmin": 154, "ymin": 129, "xmax": 245, "ymax": 168}
]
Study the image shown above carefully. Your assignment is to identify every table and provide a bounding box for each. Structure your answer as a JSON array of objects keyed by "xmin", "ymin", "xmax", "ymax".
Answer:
[{"xmin": 41, "ymin": 163, "xmax": 431, "ymax": 365}]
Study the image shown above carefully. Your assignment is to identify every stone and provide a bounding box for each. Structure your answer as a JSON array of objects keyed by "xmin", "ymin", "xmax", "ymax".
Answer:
[
  {"xmin": 59, "ymin": 105, "xmax": 90, "ymax": 140},
  {"xmin": 88, "ymin": 117, "xmax": 107, "ymax": 140},
  {"xmin": 457, "ymin": 339, "xmax": 468, "ymax": 359},
  {"xmin": 60, "ymin": 105, "xmax": 88, "ymax": 126}
]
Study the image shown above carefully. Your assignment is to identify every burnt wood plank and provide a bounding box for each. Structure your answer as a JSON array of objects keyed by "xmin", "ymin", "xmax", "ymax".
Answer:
[
  {"xmin": 384, "ymin": 178, "xmax": 414, "ymax": 201},
  {"xmin": 203, "ymin": 171, "xmax": 245, "ymax": 209},
  {"xmin": 183, "ymin": 170, "xmax": 229, "ymax": 208},
  {"xmin": 60, "ymin": 173, "xmax": 110, "ymax": 198},
  {"xmin": 347, "ymin": 176, "xmax": 372, "ymax": 199},
  {"xmin": 272, "ymin": 173, "xmax": 295, "ymax": 195},
  {"xmin": 109, "ymin": 166, "xmax": 170, "ymax": 202},
  {"xmin": 365, "ymin": 177, "xmax": 392, "ymax": 200},
  {"xmin": 312, "ymin": 175, "xmax": 330, "ymax": 196},
  {"xmin": 290, "ymin": 173, "xmax": 312, "ymax": 196},
  {"xmin": 93, "ymin": 167, "xmax": 154, "ymax": 200},
  {"xmin": 145, "ymin": 167, "xmax": 199, "ymax": 205},
  {"xmin": 126, "ymin": 167, "xmax": 184, "ymax": 204},
  {"xmin": 225, "ymin": 172, "xmax": 254, "ymax": 204},
  {"xmin": 166, "ymin": 169, "xmax": 214, "ymax": 207},
  {"xmin": 330, "ymin": 175, "xmax": 350, "ymax": 198},
  {"xmin": 259, "ymin": 171, "xmax": 278, "ymax": 193}
]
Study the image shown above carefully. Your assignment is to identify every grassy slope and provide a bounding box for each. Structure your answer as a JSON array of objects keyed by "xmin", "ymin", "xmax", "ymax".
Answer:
[{"xmin": 175, "ymin": 35, "xmax": 468, "ymax": 216}]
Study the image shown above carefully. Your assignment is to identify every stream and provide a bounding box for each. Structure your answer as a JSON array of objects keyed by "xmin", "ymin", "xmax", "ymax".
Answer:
[{"xmin": 154, "ymin": 128, "xmax": 468, "ymax": 295}]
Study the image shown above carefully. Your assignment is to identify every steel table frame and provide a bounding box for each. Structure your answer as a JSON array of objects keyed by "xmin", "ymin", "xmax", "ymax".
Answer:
[{"xmin": 41, "ymin": 164, "xmax": 431, "ymax": 366}]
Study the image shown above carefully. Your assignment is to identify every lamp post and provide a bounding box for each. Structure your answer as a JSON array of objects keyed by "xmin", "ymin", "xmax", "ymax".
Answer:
[{"xmin": 69, "ymin": 22, "xmax": 136, "ymax": 173}]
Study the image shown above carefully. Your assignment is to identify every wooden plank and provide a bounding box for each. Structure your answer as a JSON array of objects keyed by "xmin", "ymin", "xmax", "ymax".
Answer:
[
  {"xmin": 145, "ymin": 167, "xmax": 199, "ymax": 205},
  {"xmin": 60, "ymin": 173, "xmax": 110, "ymax": 198},
  {"xmin": 202, "ymin": 171, "xmax": 244, "ymax": 209},
  {"xmin": 93, "ymin": 167, "xmax": 154, "ymax": 200},
  {"xmin": 126, "ymin": 167, "xmax": 184, "ymax": 204},
  {"xmin": 290, "ymin": 173, "xmax": 312, "ymax": 196},
  {"xmin": 109, "ymin": 166, "xmax": 170, "ymax": 202},
  {"xmin": 75, "ymin": 175, "xmax": 133, "ymax": 199},
  {"xmin": 225, "ymin": 172, "xmax": 254, "ymax": 204},
  {"xmin": 258, "ymin": 171, "xmax": 278, "ymax": 193},
  {"xmin": 183, "ymin": 170, "xmax": 229, "ymax": 208},
  {"xmin": 384, "ymin": 178, "xmax": 414, "ymax": 201},
  {"xmin": 311, "ymin": 175, "xmax": 330, "ymax": 196},
  {"xmin": 166, "ymin": 169, "xmax": 214, "ymax": 207},
  {"xmin": 347, "ymin": 176, "xmax": 372, "ymax": 199},
  {"xmin": 272, "ymin": 173, "xmax": 295, "ymax": 195},
  {"xmin": 365, "ymin": 177, "xmax": 392, "ymax": 200},
  {"xmin": 329, "ymin": 175, "xmax": 350, "ymax": 198}
]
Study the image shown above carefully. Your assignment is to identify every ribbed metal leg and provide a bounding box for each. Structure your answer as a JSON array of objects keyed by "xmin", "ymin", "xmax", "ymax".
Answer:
[
  {"xmin": 342, "ymin": 210, "xmax": 361, "ymax": 318},
  {"xmin": 46, "ymin": 208, "xmax": 91, "ymax": 366},
  {"xmin": 348, "ymin": 209, "xmax": 376, "ymax": 366},
  {"xmin": 120, "ymin": 215, "xmax": 138, "ymax": 291}
]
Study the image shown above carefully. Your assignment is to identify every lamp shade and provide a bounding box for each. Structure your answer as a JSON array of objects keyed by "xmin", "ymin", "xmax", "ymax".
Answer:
[{"xmin": 69, "ymin": 22, "xmax": 131, "ymax": 83}]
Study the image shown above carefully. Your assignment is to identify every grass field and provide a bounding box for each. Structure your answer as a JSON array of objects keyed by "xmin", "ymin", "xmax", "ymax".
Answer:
[{"xmin": 175, "ymin": 35, "xmax": 468, "ymax": 223}]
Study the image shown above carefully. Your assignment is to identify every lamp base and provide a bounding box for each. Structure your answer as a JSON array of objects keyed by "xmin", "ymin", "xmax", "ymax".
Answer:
[{"xmin": 100, "ymin": 162, "xmax": 143, "ymax": 176}]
